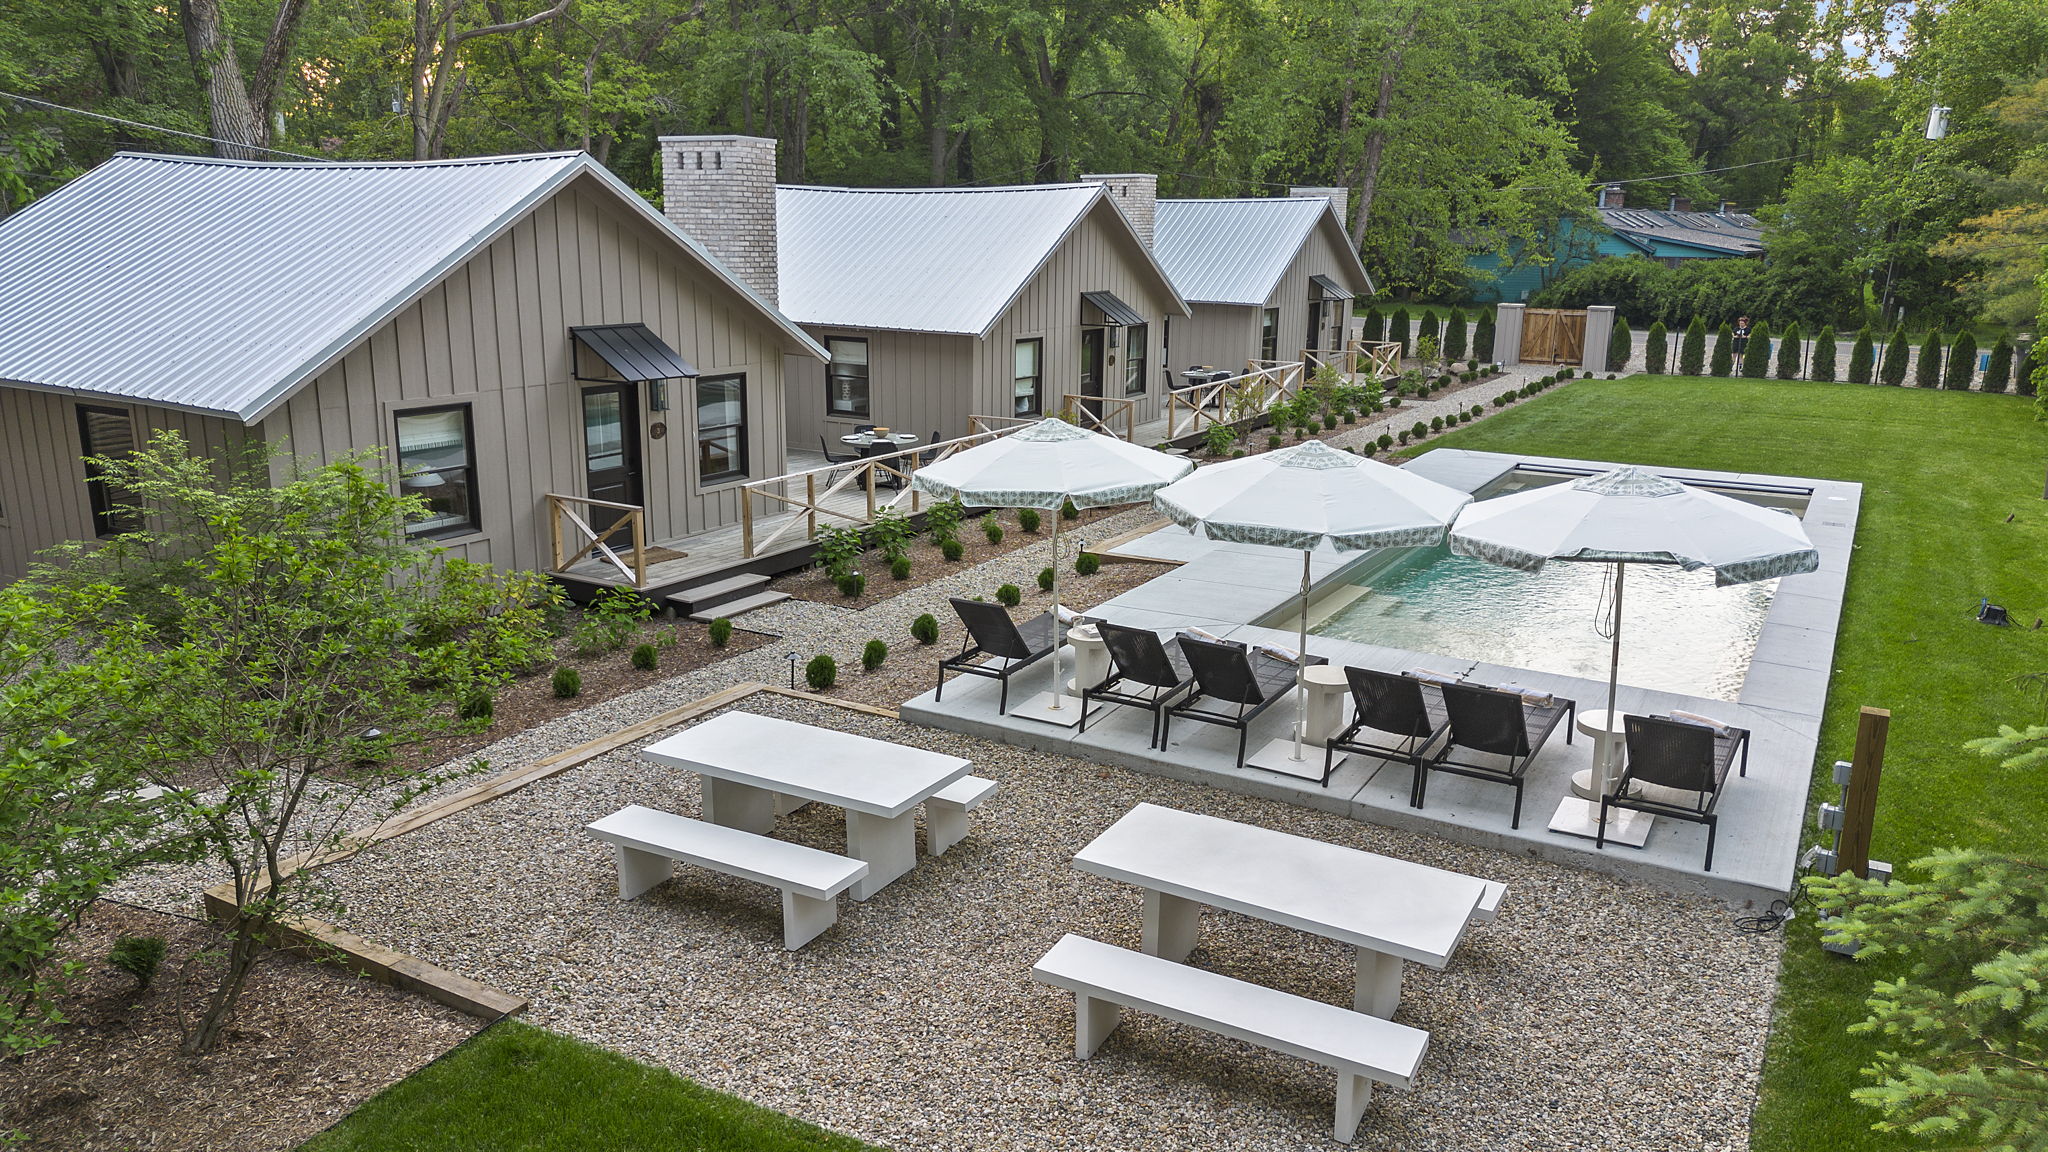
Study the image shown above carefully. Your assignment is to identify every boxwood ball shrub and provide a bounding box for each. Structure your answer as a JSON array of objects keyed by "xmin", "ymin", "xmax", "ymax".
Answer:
[
  {"xmin": 1061, "ymin": 498, "xmax": 1079, "ymax": 521},
  {"xmin": 805, "ymin": 654, "xmax": 837, "ymax": 690},
  {"xmin": 1267, "ymin": 434, "xmax": 1282, "ymax": 450},
  {"xmin": 458, "ymin": 689, "xmax": 494, "ymax": 721},
  {"xmin": 941, "ymin": 538, "xmax": 965, "ymax": 562},
  {"xmin": 1018, "ymin": 507, "xmax": 1041, "ymax": 533},
  {"xmin": 707, "ymin": 617, "xmax": 733, "ymax": 647},
  {"xmin": 1470, "ymin": 405, "xmax": 1483, "ymax": 418},
  {"xmin": 1037, "ymin": 566, "xmax": 1055, "ymax": 591},
  {"xmin": 911, "ymin": 613, "xmax": 940, "ymax": 645},
  {"xmin": 836, "ymin": 571, "xmax": 866, "ymax": 597},
  {"xmin": 1377, "ymin": 434, "xmax": 1393, "ymax": 450},
  {"xmin": 861, "ymin": 640, "xmax": 887, "ymax": 672},
  {"xmin": 981, "ymin": 514, "xmax": 1004, "ymax": 544},
  {"xmin": 1075, "ymin": 552, "xmax": 1101, "ymax": 576},
  {"xmin": 551, "ymin": 667, "xmax": 581, "ymax": 698},
  {"xmin": 1397, "ymin": 430, "xmax": 1410, "ymax": 445},
  {"xmin": 996, "ymin": 583, "xmax": 1022, "ymax": 607},
  {"xmin": 1430, "ymin": 415, "xmax": 1444, "ymax": 432},
  {"xmin": 890, "ymin": 555, "xmax": 912, "ymax": 580},
  {"xmin": 1411, "ymin": 421, "xmax": 1427, "ymax": 439},
  {"xmin": 630, "ymin": 643, "xmax": 658, "ymax": 671}
]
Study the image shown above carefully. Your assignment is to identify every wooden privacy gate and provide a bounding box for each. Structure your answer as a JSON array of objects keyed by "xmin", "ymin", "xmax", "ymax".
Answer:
[{"xmin": 1520, "ymin": 308, "xmax": 1587, "ymax": 364}]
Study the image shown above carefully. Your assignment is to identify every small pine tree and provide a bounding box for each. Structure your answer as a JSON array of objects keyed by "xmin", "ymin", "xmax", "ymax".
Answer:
[
  {"xmin": 1607, "ymin": 316, "xmax": 1632, "ymax": 373},
  {"xmin": 1774, "ymin": 322, "xmax": 1803, "ymax": 379},
  {"xmin": 1362, "ymin": 310, "xmax": 1385, "ymax": 343},
  {"xmin": 1389, "ymin": 308, "xmax": 1412, "ymax": 355},
  {"xmin": 1444, "ymin": 308, "xmax": 1468, "ymax": 361},
  {"xmin": 1643, "ymin": 322, "xmax": 1668, "ymax": 375},
  {"xmin": 1679, "ymin": 317, "xmax": 1707, "ymax": 375},
  {"xmin": 1810, "ymin": 323, "xmax": 1838, "ymax": 382},
  {"xmin": 1847, "ymin": 326, "xmax": 1875, "ymax": 384},
  {"xmin": 1915, "ymin": 329, "xmax": 1944, "ymax": 389},
  {"xmin": 1709, "ymin": 322, "xmax": 1735, "ymax": 376},
  {"xmin": 1741, "ymin": 320, "xmax": 1772, "ymax": 377},
  {"xmin": 1945, "ymin": 331, "xmax": 1977, "ymax": 390},
  {"xmin": 1881, "ymin": 325, "xmax": 1911, "ymax": 386},
  {"xmin": 1473, "ymin": 312, "xmax": 1496, "ymax": 361},
  {"xmin": 1984, "ymin": 335, "xmax": 2014, "ymax": 393}
]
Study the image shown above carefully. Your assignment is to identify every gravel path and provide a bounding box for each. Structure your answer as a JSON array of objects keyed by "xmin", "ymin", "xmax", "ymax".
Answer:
[{"xmin": 317, "ymin": 690, "xmax": 1780, "ymax": 1152}]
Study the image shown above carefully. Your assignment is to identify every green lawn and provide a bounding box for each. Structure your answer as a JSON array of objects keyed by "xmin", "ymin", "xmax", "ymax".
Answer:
[
  {"xmin": 300, "ymin": 1019, "xmax": 879, "ymax": 1152},
  {"xmin": 1404, "ymin": 375, "xmax": 2048, "ymax": 1151}
]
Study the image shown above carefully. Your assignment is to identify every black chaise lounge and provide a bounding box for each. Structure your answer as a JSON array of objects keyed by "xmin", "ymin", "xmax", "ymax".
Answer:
[
  {"xmin": 1164, "ymin": 636, "xmax": 1327, "ymax": 772},
  {"xmin": 937, "ymin": 597, "xmax": 1057, "ymax": 714},
  {"xmin": 1600, "ymin": 714, "xmax": 1751, "ymax": 871},
  {"xmin": 1420, "ymin": 681, "xmax": 1577, "ymax": 828},
  {"xmin": 1325, "ymin": 667, "xmax": 1448, "ymax": 794},
  {"xmin": 1081, "ymin": 621, "xmax": 1195, "ymax": 748}
]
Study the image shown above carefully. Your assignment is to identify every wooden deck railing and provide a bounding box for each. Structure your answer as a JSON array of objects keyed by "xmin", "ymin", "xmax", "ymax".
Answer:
[
  {"xmin": 1163, "ymin": 360, "xmax": 1305, "ymax": 439},
  {"xmin": 546, "ymin": 493, "xmax": 648, "ymax": 587},
  {"xmin": 1302, "ymin": 341, "xmax": 1402, "ymax": 379},
  {"xmin": 1057, "ymin": 393, "xmax": 1137, "ymax": 441}
]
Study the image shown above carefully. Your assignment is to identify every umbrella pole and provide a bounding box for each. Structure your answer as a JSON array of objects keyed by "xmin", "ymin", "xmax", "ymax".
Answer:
[
  {"xmin": 1292, "ymin": 548, "xmax": 1310, "ymax": 762},
  {"xmin": 1605, "ymin": 562, "xmax": 1624, "ymax": 721},
  {"xmin": 1047, "ymin": 512, "xmax": 1065, "ymax": 712}
]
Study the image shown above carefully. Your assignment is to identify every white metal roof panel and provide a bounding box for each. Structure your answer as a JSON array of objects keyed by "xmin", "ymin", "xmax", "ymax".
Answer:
[
  {"xmin": 0, "ymin": 151, "xmax": 824, "ymax": 424},
  {"xmin": 776, "ymin": 183, "xmax": 1106, "ymax": 335},
  {"xmin": 1154, "ymin": 198, "xmax": 1340, "ymax": 305}
]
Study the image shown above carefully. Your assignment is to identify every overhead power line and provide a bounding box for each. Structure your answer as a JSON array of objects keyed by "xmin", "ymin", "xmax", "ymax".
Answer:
[{"xmin": 0, "ymin": 91, "xmax": 333, "ymax": 162}]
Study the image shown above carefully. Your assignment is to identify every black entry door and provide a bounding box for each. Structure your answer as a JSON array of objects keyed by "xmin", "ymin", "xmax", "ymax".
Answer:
[
  {"xmin": 1078, "ymin": 327, "xmax": 1106, "ymax": 421},
  {"xmin": 582, "ymin": 385, "xmax": 642, "ymax": 543},
  {"xmin": 1306, "ymin": 300, "xmax": 1325, "ymax": 355}
]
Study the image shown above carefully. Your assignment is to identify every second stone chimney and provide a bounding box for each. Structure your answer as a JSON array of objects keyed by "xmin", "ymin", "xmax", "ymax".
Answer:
[
  {"xmin": 1289, "ymin": 186, "xmax": 1350, "ymax": 221},
  {"xmin": 660, "ymin": 135, "xmax": 778, "ymax": 304},
  {"xmin": 1081, "ymin": 174, "xmax": 1157, "ymax": 248}
]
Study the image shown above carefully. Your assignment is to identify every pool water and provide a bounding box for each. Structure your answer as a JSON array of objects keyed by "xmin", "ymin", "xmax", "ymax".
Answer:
[{"xmin": 1298, "ymin": 470, "xmax": 1804, "ymax": 702}]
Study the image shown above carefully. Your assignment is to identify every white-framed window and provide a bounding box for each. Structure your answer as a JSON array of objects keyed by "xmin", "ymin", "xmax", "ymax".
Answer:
[
  {"xmin": 1124, "ymin": 323, "xmax": 1148, "ymax": 396},
  {"xmin": 1260, "ymin": 308, "xmax": 1279, "ymax": 362}
]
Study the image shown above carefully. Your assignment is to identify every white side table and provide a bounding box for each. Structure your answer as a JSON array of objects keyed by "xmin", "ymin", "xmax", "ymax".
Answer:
[
  {"xmin": 1547, "ymin": 708, "xmax": 1652, "ymax": 846},
  {"xmin": 1066, "ymin": 624, "xmax": 1109, "ymax": 695},
  {"xmin": 1303, "ymin": 665, "xmax": 1351, "ymax": 747}
]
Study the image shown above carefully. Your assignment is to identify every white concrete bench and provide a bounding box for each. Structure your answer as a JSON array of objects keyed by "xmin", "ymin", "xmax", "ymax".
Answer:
[
  {"xmin": 587, "ymin": 805, "xmax": 868, "ymax": 950},
  {"xmin": 1031, "ymin": 934, "xmax": 1429, "ymax": 1143},
  {"xmin": 923, "ymin": 775, "xmax": 998, "ymax": 856}
]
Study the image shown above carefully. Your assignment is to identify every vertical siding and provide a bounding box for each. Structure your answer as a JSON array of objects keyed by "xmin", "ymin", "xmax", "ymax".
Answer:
[
  {"xmin": 1170, "ymin": 304, "xmax": 1261, "ymax": 377},
  {"xmin": 789, "ymin": 327, "xmax": 975, "ymax": 450},
  {"xmin": 1267, "ymin": 224, "xmax": 1362, "ymax": 363}
]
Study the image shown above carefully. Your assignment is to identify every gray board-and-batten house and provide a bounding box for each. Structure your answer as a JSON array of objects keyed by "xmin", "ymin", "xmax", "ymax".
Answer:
[
  {"xmin": 0, "ymin": 150, "xmax": 825, "ymax": 583},
  {"xmin": 659, "ymin": 136, "xmax": 1191, "ymax": 449}
]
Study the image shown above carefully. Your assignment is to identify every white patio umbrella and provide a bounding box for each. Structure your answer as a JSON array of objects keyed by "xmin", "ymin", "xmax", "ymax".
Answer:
[
  {"xmin": 1150, "ymin": 439, "xmax": 1472, "ymax": 770},
  {"xmin": 912, "ymin": 418, "xmax": 1193, "ymax": 723}
]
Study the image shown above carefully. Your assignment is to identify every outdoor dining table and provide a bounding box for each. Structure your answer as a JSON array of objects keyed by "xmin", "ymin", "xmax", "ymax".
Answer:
[
  {"xmin": 642, "ymin": 711, "xmax": 971, "ymax": 901},
  {"xmin": 1072, "ymin": 803, "xmax": 1501, "ymax": 1018},
  {"xmin": 840, "ymin": 431, "xmax": 920, "ymax": 455}
]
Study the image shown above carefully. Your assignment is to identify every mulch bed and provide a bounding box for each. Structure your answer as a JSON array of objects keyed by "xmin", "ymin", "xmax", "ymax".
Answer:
[
  {"xmin": 0, "ymin": 903, "xmax": 479, "ymax": 1152},
  {"xmin": 774, "ymin": 504, "xmax": 1132, "ymax": 609}
]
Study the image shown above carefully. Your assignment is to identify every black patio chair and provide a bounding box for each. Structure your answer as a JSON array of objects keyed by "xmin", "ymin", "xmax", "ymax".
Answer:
[
  {"xmin": 936, "ymin": 597, "xmax": 1057, "ymax": 714},
  {"xmin": 1163, "ymin": 636, "xmax": 1327, "ymax": 771},
  {"xmin": 1326, "ymin": 667, "xmax": 1447, "ymax": 795},
  {"xmin": 1420, "ymin": 682, "xmax": 1576, "ymax": 829},
  {"xmin": 1600, "ymin": 715, "xmax": 1751, "ymax": 871},
  {"xmin": 1081, "ymin": 622, "xmax": 1194, "ymax": 749}
]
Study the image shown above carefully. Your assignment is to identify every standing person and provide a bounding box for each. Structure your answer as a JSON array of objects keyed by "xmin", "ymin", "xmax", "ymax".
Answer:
[{"xmin": 1732, "ymin": 315, "xmax": 1753, "ymax": 356}]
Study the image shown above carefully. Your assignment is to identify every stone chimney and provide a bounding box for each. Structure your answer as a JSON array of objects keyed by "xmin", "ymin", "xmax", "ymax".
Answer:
[
  {"xmin": 659, "ymin": 135, "xmax": 778, "ymax": 304},
  {"xmin": 1598, "ymin": 183, "xmax": 1625, "ymax": 209},
  {"xmin": 1289, "ymin": 186, "xmax": 1350, "ymax": 220},
  {"xmin": 1081, "ymin": 174, "xmax": 1157, "ymax": 248},
  {"xmin": 1668, "ymin": 195, "xmax": 1694, "ymax": 213}
]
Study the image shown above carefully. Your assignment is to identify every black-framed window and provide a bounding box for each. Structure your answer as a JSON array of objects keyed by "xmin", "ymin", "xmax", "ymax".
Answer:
[
  {"xmin": 1260, "ymin": 308, "xmax": 1279, "ymax": 362},
  {"xmin": 826, "ymin": 337, "xmax": 869, "ymax": 420},
  {"xmin": 1013, "ymin": 338, "xmax": 1043, "ymax": 416},
  {"xmin": 696, "ymin": 373, "xmax": 748, "ymax": 483},
  {"xmin": 77, "ymin": 404, "xmax": 140, "ymax": 536},
  {"xmin": 394, "ymin": 405, "xmax": 479, "ymax": 536},
  {"xmin": 1124, "ymin": 323, "xmax": 1148, "ymax": 396}
]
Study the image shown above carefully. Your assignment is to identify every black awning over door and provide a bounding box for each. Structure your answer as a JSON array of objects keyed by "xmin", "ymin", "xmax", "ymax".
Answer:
[
  {"xmin": 570, "ymin": 324, "xmax": 698, "ymax": 381},
  {"xmin": 1080, "ymin": 290, "xmax": 1146, "ymax": 327},
  {"xmin": 1308, "ymin": 274, "xmax": 1354, "ymax": 302}
]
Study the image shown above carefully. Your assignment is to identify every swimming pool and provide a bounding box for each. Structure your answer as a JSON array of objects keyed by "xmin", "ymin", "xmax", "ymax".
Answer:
[{"xmin": 1292, "ymin": 467, "xmax": 1810, "ymax": 701}]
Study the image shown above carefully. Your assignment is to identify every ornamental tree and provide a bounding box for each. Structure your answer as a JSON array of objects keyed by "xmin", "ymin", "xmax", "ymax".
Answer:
[
  {"xmin": 1847, "ymin": 326, "xmax": 1875, "ymax": 384},
  {"xmin": 1643, "ymin": 321, "xmax": 1668, "ymax": 375},
  {"xmin": 1678, "ymin": 317, "xmax": 1706, "ymax": 375},
  {"xmin": 1709, "ymin": 321, "xmax": 1735, "ymax": 376}
]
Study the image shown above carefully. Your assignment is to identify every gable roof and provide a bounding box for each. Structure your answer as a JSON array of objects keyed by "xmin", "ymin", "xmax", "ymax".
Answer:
[
  {"xmin": 1597, "ymin": 206, "xmax": 1763, "ymax": 257},
  {"xmin": 0, "ymin": 151, "xmax": 824, "ymax": 424},
  {"xmin": 776, "ymin": 182, "xmax": 1188, "ymax": 337},
  {"xmin": 1153, "ymin": 198, "xmax": 1374, "ymax": 306}
]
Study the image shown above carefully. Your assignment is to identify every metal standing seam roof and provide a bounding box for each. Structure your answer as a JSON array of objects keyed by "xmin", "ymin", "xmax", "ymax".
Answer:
[
  {"xmin": 571, "ymin": 324, "xmax": 698, "ymax": 380},
  {"xmin": 0, "ymin": 151, "xmax": 823, "ymax": 424},
  {"xmin": 1152, "ymin": 198, "xmax": 1372, "ymax": 306},
  {"xmin": 775, "ymin": 183, "xmax": 1187, "ymax": 336}
]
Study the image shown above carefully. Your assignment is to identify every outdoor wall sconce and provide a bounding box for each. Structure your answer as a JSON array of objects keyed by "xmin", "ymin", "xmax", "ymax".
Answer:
[{"xmin": 648, "ymin": 378, "xmax": 669, "ymax": 412}]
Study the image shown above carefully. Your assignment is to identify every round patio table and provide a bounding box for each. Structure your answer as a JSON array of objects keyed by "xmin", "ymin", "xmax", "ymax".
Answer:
[{"xmin": 840, "ymin": 431, "xmax": 920, "ymax": 454}]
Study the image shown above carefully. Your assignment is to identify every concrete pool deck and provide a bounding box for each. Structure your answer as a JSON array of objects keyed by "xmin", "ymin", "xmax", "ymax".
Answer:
[{"xmin": 903, "ymin": 449, "xmax": 1859, "ymax": 906}]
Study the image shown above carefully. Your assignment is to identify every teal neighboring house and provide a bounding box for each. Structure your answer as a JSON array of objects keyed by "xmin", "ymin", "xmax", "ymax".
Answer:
[{"xmin": 1464, "ymin": 186, "xmax": 1763, "ymax": 304}]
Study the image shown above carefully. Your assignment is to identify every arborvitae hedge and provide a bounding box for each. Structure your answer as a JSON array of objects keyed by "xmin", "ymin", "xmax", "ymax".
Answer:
[
  {"xmin": 1608, "ymin": 317, "xmax": 1633, "ymax": 373},
  {"xmin": 1944, "ymin": 331, "xmax": 1977, "ymax": 390},
  {"xmin": 1810, "ymin": 323, "xmax": 1838, "ymax": 382},
  {"xmin": 1445, "ymin": 308, "xmax": 1469, "ymax": 361},
  {"xmin": 1847, "ymin": 326, "xmax": 1874, "ymax": 384},
  {"xmin": 1473, "ymin": 313, "xmax": 1496, "ymax": 361},
  {"xmin": 1985, "ymin": 336, "xmax": 2014, "ymax": 393},
  {"xmin": 1644, "ymin": 322, "xmax": 1668, "ymax": 375},
  {"xmin": 1389, "ymin": 308, "xmax": 1412, "ymax": 355},
  {"xmin": 1881, "ymin": 325, "xmax": 1911, "ymax": 386},
  {"xmin": 1775, "ymin": 322, "xmax": 1803, "ymax": 379},
  {"xmin": 1740, "ymin": 320, "xmax": 1772, "ymax": 378},
  {"xmin": 1362, "ymin": 310, "xmax": 1384, "ymax": 343},
  {"xmin": 1678, "ymin": 317, "xmax": 1707, "ymax": 375},
  {"xmin": 1915, "ymin": 329, "xmax": 1944, "ymax": 389},
  {"xmin": 1709, "ymin": 322, "xmax": 1735, "ymax": 376}
]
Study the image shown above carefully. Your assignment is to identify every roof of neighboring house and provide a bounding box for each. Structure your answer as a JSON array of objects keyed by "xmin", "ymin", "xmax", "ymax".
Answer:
[
  {"xmin": 1597, "ymin": 206, "xmax": 1764, "ymax": 257},
  {"xmin": 0, "ymin": 151, "xmax": 824, "ymax": 424},
  {"xmin": 1152, "ymin": 198, "xmax": 1374, "ymax": 306},
  {"xmin": 776, "ymin": 183, "xmax": 1188, "ymax": 337}
]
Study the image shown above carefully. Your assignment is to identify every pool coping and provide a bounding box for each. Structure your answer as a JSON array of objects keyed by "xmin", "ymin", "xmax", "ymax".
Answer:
[{"xmin": 903, "ymin": 449, "xmax": 1859, "ymax": 906}]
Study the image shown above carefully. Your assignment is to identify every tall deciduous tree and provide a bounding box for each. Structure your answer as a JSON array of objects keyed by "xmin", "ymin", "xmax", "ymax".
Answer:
[
  {"xmin": 176, "ymin": 0, "xmax": 313, "ymax": 156},
  {"xmin": 408, "ymin": 0, "xmax": 573, "ymax": 160}
]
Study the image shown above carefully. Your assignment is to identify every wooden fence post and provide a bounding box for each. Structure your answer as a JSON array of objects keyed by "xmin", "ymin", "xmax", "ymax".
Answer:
[{"xmin": 1838, "ymin": 706, "xmax": 1890, "ymax": 879}]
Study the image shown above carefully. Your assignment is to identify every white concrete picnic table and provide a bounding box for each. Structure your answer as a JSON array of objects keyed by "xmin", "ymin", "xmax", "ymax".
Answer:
[
  {"xmin": 1072, "ymin": 803, "xmax": 1503, "ymax": 1018},
  {"xmin": 642, "ymin": 711, "xmax": 972, "ymax": 901}
]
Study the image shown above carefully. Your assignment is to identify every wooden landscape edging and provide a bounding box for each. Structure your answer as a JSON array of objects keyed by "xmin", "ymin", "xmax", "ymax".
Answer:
[{"xmin": 195, "ymin": 678, "xmax": 866, "ymax": 1021}]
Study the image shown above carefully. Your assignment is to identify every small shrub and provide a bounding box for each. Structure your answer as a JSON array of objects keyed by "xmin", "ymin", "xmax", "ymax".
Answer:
[
  {"xmin": 457, "ymin": 689, "xmax": 494, "ymax": 721},
  {"xmin": 707, "ymin": 617, "xmax": 733, "ymax": 647},
  {"xmin": 836, "ymin": 571, "xmax": 866, "ymax": 598},
  {"xmin": 551, "ymin": 667, "xmax": 582, "ymax": 698},
  {"xmin": 1430, "ymin": 415, "xmax": 1444, "ymax": 432},
  {"xmin": 1322, "ymin": 414, "xmax": 1339, "ymax": 430},
  {"xmin": 1411, "ymin": 421, "xmax": 1427, "ymax": 439},
  {"xmin": 1037, "ymin": 566, "xmax": 1055, "ymax": 592},
  {"xmin": 1061, "ymin": 498, "xmax": 1079, "ymax": 521},
  {"xmin": 1232, "ymin": 448, "xmax": 1247, "ymax": 457},
  {"xmin": 1541, "ymin": 375, "xmax": 1554, "ymax": 386},
  {"xmin": 941, "ymin": 538, "xmax": 965, "ymax": 562},
  {"xmin": 911, "ymin": 613, "xmax": 940, "ymax": 645},
  {"xmin": 630, "ymin": 642, "xmax": 658, "ymax": 671},
  {"xmin": 925, "ymin": 497, "xmax": 965, "ymax": 544},
  {"xmin": 1203, "ymin": 423, "xmax": 1238, "ymax": 457},
  {"xmin": 1397, "ymin": 430, "xmax": 1410, "ymax": 445},
  {"xmin": 890, "ymin": 554, "xmax": 913, "ymax": 580},
  {"xmin": 1470, "ymin": 405, "xmax": 1483, "ymax": 419},
  {"xmin": 869, "ymin": 508, "xmax": 914, "ymax": 561},
  {"xmin": 1387, "ymin": 395, "xmax": 1402, "ymax": 407},
  {"xmin": 805, "ymin": 654, "xmax": 837, "ymax": 690},
  {"xmin": 1267, "ymin": 434, "xmax": 1282, "ymax": 450},
  {"xmin": 1343, "ymin": 410, "xmax": 1357, "ymax": 424},
  {"xmin": 981, "ymin": 513, "xmax": 1004, "ymax": 544},
  {"xmin": 108, "ymin": 935, "xmax": 167, "ymax": 990},
  {"xmin": 1018, "ymin": 507, "xmax": 1041, "ymax": 534},
  {"xmin": 1075, "ymin": 552, "xmax": 1101, "ymax": 576},
  {"xmin": 1493, "ymin": 395, "xmax": 1507, "ymax": 408},
  {"xmin": 1467, "ymin": 358, "xmax": 1478, "ymax": 372},
  {"xmin": 861, "ymin": 640, "xmax": 887, "ymax": 672},
  {"xmin": 996, "ymin": 583, "xmax": 1022, "ymax": 607},
  {"xmin": 1295, "ymin": 424, "xmax": 1315, "ymax": 440},
  {"xmin": 812, "ymin": 525, "xmax": 866, "ymax": 581}
]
